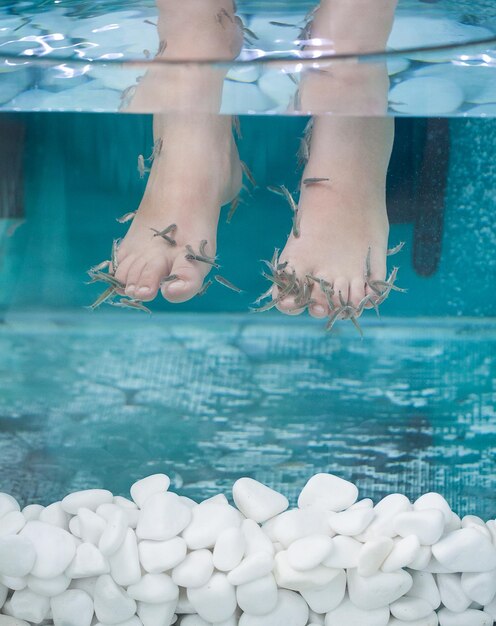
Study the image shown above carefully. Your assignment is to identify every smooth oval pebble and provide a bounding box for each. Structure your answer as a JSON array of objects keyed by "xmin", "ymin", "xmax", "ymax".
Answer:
[
  {"xmin": 213, "ymin": 527, "xmax": 245, "ymax": 571},
  {"xmin": 98, "ymin": 508, "xmax": 127, "ymax": 556},
  {"xmin": 65, "ymin": 543, "xmax": 109, "ymax": 579},
  {"xmin": 0, "ymin": 512, "xmax": 25, "ymax": 537},
  {"xmin": 21, "ymin": 505, "xmax": 44, "ymax": 522},
  {"xmin": 187, "ymin": 572, "xmax": 237, "ymax": 623},
  {"xmin": 432, "ymin": 528, "xmax": 496, "ymax": 572},
  {"xmin": 233, "ymin": 478, "xmax": 289, "ymax": 523},
  {"xmin": 0, "ymin": 576, "xmax": 26, "ymax": 591},
  {"xmin": 437, "ymin": 573, "xmax": 471, "ymax": 613},
  {"xmin": 389, "ymin": 78, "xmax": 464, "ymax": 115},
  {"xmin": 382, "ymin": 535, "xmax": 421, "ymax": 572},
  {"xmin": 239, "ymin": 589, "xmax": 308, "ymax": 626},
  {"xmin": 236, "ymin": 574, "xmax": 278, "ymax": 615},
  {"xmin": 61, "ymin": 490, "xmax": 113, "ymax": 515},
  {"xmin": 287, "ymin": 534, "xmax": 334, "ymax": 571},
  {"xmin": 406, "ymin": 571, "xmax": 441, "ymax": 609},
  {"xmin": 269, "ymin": 509, "xmax": 330, "ymax": 548},
  {"xmin": 394, "ymin": 509, "xmax": 445, "ymax": 545},
  {"xmin": 358, "ymin": 494, "xmax": 412, "ymax": 541},
  {"xmin": 50, "ymin": 589, "xmax": 94, "ymax": 626},
  {"xmin": 0, "ymin": 536, "xmax": 36, "ymax": 577},
  {"xmin": 273, "ymin": 551, "xmax": 340, "ymax": 592},
  {"xmin": 324, "ymin": 594, "xmax": 389, "ymax": 626},
  {"xmin": 227, "ymin": 551, "xmax": 274, "ymax": 586},
  {"xmin": 461, "ymin": 570, "xmax": 496, "ymax": 605},
  {"xmin": 388, "ymin": 615, "xmax": 438, "ymax": 626},
  {"xmin": 414, "ymin": 493, "xmax": 453, "ymax": 524},
  {"xmin": 136, "ymin": 492, "xmax": 191, "ymax": 541},
  {"xmin": 137, "ymin": 599, "xmax": 177, "ymax": 626},
  {"xmin": 108, "ymin": 528, "xmax": 141, "ymax": 587},
  {"xmin": 38, "ymin": 502, "xmax": 70, "ymax": 530},
  {"xmin": 390, "ymin": 596, "xmax": 434, "ymax": 621},
  {"xmin": 358, "ymin": 537, "xmax": 394, "ymax": 577},
  {"xmin": 300, "ymin": 569, "xmax": 346, "ymax": 613},
  {"xmin": 127, "ymin": 573, "xmax": 178, "ymax": 604},
  {"xmin": 27, "ymin": 573, "xmax": 70, "ymax": 596},
  {"xmin": 0, "ymin": 495, "xmax": 20, "ymax": 519},
  {"xmin": 130, "ymin": 474, "xmax": 170, "ymax": 509},
  {"xmin": 93, "ymin": 575, "xmax": 137, "ymax": 624},
  {"xmin": 242, "ymin": 519, "xmax": 274, "ymax": 556},
  {"xmin": 409, "ymin": 545, "xmax": 432, "ymax": 571},
  {"xmin": 347, "ymin": 568, "xmax": 412, "ymax": 610},
  {"xmin": 182, "ymin": 501, "xmax": 242, "ymax": 550},
  {"xmin": 172, "ymin": 549, "xmax": 214, "ymax": 589},
  {"xmin": 0, "ymin": 617, "xmax": 31, "ymax": 626},
  {"xmin": 322, "ymin": 536, "xmax": 362, "ymax": 569},
  {"xmin": 77, "ymin": 508, "xmax": 106, "ymax": 545},
  {"xmin": 298, "ymin": 474, "xmax": 358, "ymax": 512},
  {"xmin": 139, "ymin": 537, "xmax": 187, "ymax": 574},
  {"xmin": 9, "ymin": 589, "xmax": 50, "ymax": 624},
  {"xmin": 438, "ymin": 608, "xmax": 493, "ymax": 626},
  {"xmin": 328, "ymin": 508, "xmax": 375, "ymax": 536},
  {"xmin": 19, "ymin": 521, "xmax": 76, "ymax": 579}
]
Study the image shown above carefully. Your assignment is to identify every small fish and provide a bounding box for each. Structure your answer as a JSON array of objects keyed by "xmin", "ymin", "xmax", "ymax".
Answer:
[
  {"xmin": 6, "ymin": 220, "xmax": 25, "ymax": 237},
  {"xmin": 338, "ymin": 290, "xmax": 348, "ymax": 308},
  {"xmin": 150, "ymin": 224, "xmax": 177, "ymax": 246},
  {"xmin": 350, "ymin": 314, "xmax": 364, "ymax": 339},
  {"xmin": 241, "ymin": 161, "xmax": 257, "ymax": 187},
  {"xmin": 199, "ymin": 239, "xmax": 209, "ymax": 257},
  {"xmin": 111, "ymin": 238, "xmax": 121, "ymax": 274},
  {"xmin": 250, "ymin": 298, "xmax": 279, "ymax": 313},
  {"xmin": 111, "ymin": 298, "xmax": 151, "ymax": 314},
  {"xmin": 160, "ymin": 274, "xmax": 179, "ymax": 286},
  {"xmin": 157, "ymin": 39, "xmax": 167, "ymax": 55},
  {"xmin": 269, "ymin": 21, "xmax": 298, "ymax": 28},
  {"xmin": 214, "ymin": 274, "xmax": 243, "ymax": 293},
  {"xmin": 185, "ymin": 244, "xmax": 220, "ymax": 269},
  {"xmin": 90, "ymin": 260, "xmax": 111, "ymax": 273},
  {"xmin": 197, "ymin": 280, "xmax": 213, "ymax": 297},
  {"xmin": 369, "ymin": 279, "xmax": 407, "ymax": 294},
  {"xmin": 87, "ymin": 270, "xmax": 124, "ymax": 290},
  {"xmin": 143, "ymin": 49, "xmax": 151, "ymax": 59},
  {"xmin": 297, "ymin": 137, "xmax": 310, "ymax": 168},
  {"xmin": 116, "ymin": 211, "xmax": 136, "ymax": 224},
  {"xmin": 144, "ymin": 19, "xmax": 157, "ymax": 26},
  {"xmin": 147, "ymin": 138, "xmax": 163, "ymax": 162},
  {"xmin": 277, "ymin": 261, "xmax": 288, "ymax": 272},
  {"xmin": 303, "ymin": 177, "xmax": 330, "ymax": 186},
  {"xmin": 261, "ymin": 271, "xmax": 286, "ymax": 289},
  {"xmin": 137, "ymin": 154, "xmax": 150, "ymax": 179},
  {"xmin": 242, "ymin": 26, "xmax": 259, "ymax": 41},
  {"xmin": 387, "ymin": 241, "xmax": 405, "ymax": 256},
  {"xmin": 253, "ymin": 285, "xmax": 273, "ymax": 305},
  {"xmin": 364, "ymin": 247, "xmax": 372, "ymax": 280},
  {"xmin": 226, "ymin": 196, "xmax": 240, "ymax": 224},
  {"xmin": 232, "ymin": 116, "xmax": 242, "ymax": 140},
  {"xmin": 88, "ymin": 286, "xmax": 116, "ymax": 310},
  {"xmin": 286, "ymin": 73, "xmax": 299, "ymax": 86}
]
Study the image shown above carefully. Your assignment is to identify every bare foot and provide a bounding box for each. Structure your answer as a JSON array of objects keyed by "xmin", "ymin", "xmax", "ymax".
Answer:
[
  {"xmin": 273, "ymin": 116, "xmax": 393, "ymax": 320},
  {"xmin": 114, "ymin": 0, "xmax": 243, "ymax": 303}
]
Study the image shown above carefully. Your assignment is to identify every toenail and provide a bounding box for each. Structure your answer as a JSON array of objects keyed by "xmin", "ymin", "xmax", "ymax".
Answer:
[
  {"xmin": 168, "ymin": 279, "xmax": 185, "ymax": 291},
  {"xmin": 137, "ymin": 286, "xmax": 150, "ymax": 296},
  {"xmin": 313, "ymin": 305, "xmax": 326, "ymax": 315},
  {"xmin": 126, "ymin": 284, "xmax": 136, "ymax": 293}
]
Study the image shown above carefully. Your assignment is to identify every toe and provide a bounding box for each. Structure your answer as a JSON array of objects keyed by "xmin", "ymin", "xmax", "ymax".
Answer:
[
  {"xmin": 161, "ymin": 256, "xmax": 206, "ymax": 303},
  {"xmin": 276, "ymin": 294, "xmax": 304, "ymax": 316},
  {"xmin": 349, "ymin": 277, "xmax": 367, "ymax": 310},
  {"xmin": 308, "ymin": 286, "xmax": 329, "ymax": 319},
  {"xmin": 114, "ymin": 254, "xmax": 136, "ymax": 286},
  {"xmin": 135, "ymin": 259, "xmax": 170, "ymax": 302},
  {"xmin": 124, "ymin": 258, "xmax": 148, "ymax": 299}
]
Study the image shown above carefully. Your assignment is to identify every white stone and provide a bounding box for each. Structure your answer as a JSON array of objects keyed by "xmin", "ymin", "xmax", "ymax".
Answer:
[
  {"xmin": 461, "ymin": 570, "xmax": 496, "ymax": 605},
  {"xmin": 182, "ymin": 501, "xmax": 242, "ymax": 550},
  {"xmin": 322, "ymin": 536, "xmax": 362, "ymax": 569},
  {"xmin": 414, "ymin": 493, "xmax": 453, "ymax": 524},
  {"xmin": 0, "ymin": 512, "xmax": 25, "ymax": 537},
  {"xmin": 187, "ymin": 573, "xmax": 237, "ymax": 623},
  {"xmin": 94, "ymin": 619, "xmax": 141, "ymax": 626},
  {"xmin": 39, "ymin": 502, "xmax": 70, "ymax": 530},
  {"xmin": 172, "ymin": 549, "xmax": 214, "ymax": 589},
  {"xmin": 78, "ymin": 508, "xmax": 106, "ymax": 545},
  {"xmin": 437, "ymin": 573, "xmax": 471, "ymax": 613},
  {"xmin": 242, "ymin": 520, "xmax": 274, "ymax": 556},
  {"xmin": 389, "ymin": 78, "xmax": 464, "ymax": 116},
  {"xmin": 382, "ymin": 535, "xmax": 421, "ymax": 572},
  {"xmin": 69, "ymin": 517, "xmax": 82, "ymax": 538},
  {"xmin": 0, "ymin": 576, "xmax": 26, "ymax": 591},
  {"xmin": 139, "ymin": 537, "xmax": 187, "ymax": 574},
  {"xmin": 394, "ymin": 509, "xmax": 445, "ymax": 546},
  {"xmin": 258, "ymin": 71, "xmax": 297, "ymax": 109},
  {"xmin": 137, "ymin": 599, "xmax": 177, "ymax": 626},
  {"xmin": 9, "ymin": 589, "xmax": 50, "ymax": 624},
  {"xmin": 0, "ymin": 582, "xmax": 7, "ymax": 607},
  {"xmin": 180, "ymin": 617, "xmax": 209, "ymax": 626},
  {"xmin": 432, "ymin": 528, "xmax": 496, "ymax": 572},
  {"xmin": 390, "ymin": 596, "xmax": 434, "ymax": 621},
  {"xmin": 62, "ymin": 490, "xmax": 113, "ymax": 515},
  {"xmin": 27, "ymin": 573, "xmax": 70, "ymax": 596},
  {"xmin": 227, "ymin": 552, "xmax": 274, "ymax": 586},
  {"xmin": 19, "ymin": 521, "xmax": 76, "ymax": 579},
  {"xmin": 273, "ymin": 551, "xmax": 339, "ymax": 592},
  {"xmin": 22, "ymin": 505, "xmax": 44, "ymax": 522},
  {"xmin": 409, "ymin": 546, "xmax": 432, "ymax": 571},
  {"xmin": 108, "ymin": 528, "xmax": 140, "ymax": 586},
  {"xmin": 267, "ymin": 509, "xmax": 329, "ymax": 548},
  {"xmin": 286, "ymin": 534, "xmax": 333, "ymax": 572},
  {"xmin": 358, "ymin": 495, "xmax": 412, "ymax": 541},
  {"xmin": 324, "ymin": 595, "xmax": 389, "ymax": 626},
  {"xmin": 0, "ymin": 536, "xmax": 36, "ymax": 577},
  {"xmin": 51, "ymin": 589, "xmax": 93, "ymax": 626},
  {"xmin": 236, "ymin": 574, "xmax": 278, "ymax": 615},
  {"xmin": 0, "ymin": 495, "xmax": 20, "ymax": 519},
  {"xmin": 238, "ymin": 589, "xmax": 308, "ymax": 626},
  {"xmin": 437, "ymin": 608, "xmax": 493, "ymax": 626},
  {"xmin": 130, "ymin": 474, "xmax": 170, "ymax": 509},
  {"xmin": 127, "ymin": 574, "xmax": 178, "ymax": 604},
  {"xmin": 406, "ymin": 571, "xmax": 441, "ymax": 610},
  {"xmin": 300, "ymin": 569, "xmax": 346, "ymax": 613},
  {"xmin": 220, "ymin": 81, "xmax": 276, "ymax": 115},
  {"xmin": 233, "ymin": 478, "xmax": 288, "ymax": 523},
  {"xmin": 328, "ymin": 508, "xmax": 374, "ymax": 536},
  {"xmin": 358, "ymin": 537, "xmax": 394, "ymax": 577},
  {"xmin": 227, "ymin": 65, "xmax": 261, "ymax": 84},
  {"xmin": 0, "ymin": 617, "xmax": 31, "ymax": 626},
  {"xmin": 388, "ymin": 615, "xmax": 438, "ymax": 626},
  {"xmin": 298, "ymin": 474, "xmax": 358, "ymax": 512},
  {"xmin": 70, "ymin": 577, "xmax": 97, "ymax": 598},
  {"xmin": 445, "ymin": 513, "xmax": 462, "ymax": 533},
  {"xmin": 93, "ymin": 575, "xmax": 136, "ymax": 624},
  {"xmin": 65, "ymin": 543, "xmax": 109, "ymax": 579},
  {"xmin": 99, "ymin": 507, "xmax": 127, "ymax": 556},
  {"xmin": 136, "ymin": 493, "xmax": 191, "ymax": 542},
  {"xmin": 347, "ymin": 568, "xmax": 412, "ymax": 610},
  {"xmin": 462, "ymin": 515, "xmax": 492, "ymax": 540},
  {"xmin": 484, "ymin": 597, "xmax": 496, "ymax": 621},
  {"xmin": 213, "ymin": 527, "xmax": 245, "ymax": 571},
  {"xmin": 467, "ymin": 104, "xmax": 496, "ymax": 117}
]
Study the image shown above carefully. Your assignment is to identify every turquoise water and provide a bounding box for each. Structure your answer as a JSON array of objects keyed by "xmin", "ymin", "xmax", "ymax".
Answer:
[{"xmin": 0, "ymin": 113, "xmax": 495, "ymax": 519}]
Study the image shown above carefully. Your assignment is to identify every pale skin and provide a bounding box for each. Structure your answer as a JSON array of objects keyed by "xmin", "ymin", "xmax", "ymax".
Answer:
[{"xmin": 115, "ymin": 0, "xmax": 398, "ymax": 315}]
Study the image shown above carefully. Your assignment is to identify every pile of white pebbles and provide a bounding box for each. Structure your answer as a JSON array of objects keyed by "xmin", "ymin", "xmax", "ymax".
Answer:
[{"xmin": 0, "ymin": 473, "xmax": 495, "ymax": 626}]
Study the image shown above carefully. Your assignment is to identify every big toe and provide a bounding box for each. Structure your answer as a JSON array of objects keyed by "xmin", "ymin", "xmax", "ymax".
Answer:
[{"xmin": 161, "ymin": 255, "xmax": 206, "ymax": 304}]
